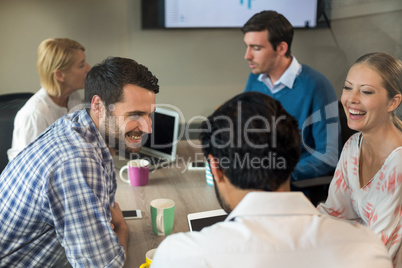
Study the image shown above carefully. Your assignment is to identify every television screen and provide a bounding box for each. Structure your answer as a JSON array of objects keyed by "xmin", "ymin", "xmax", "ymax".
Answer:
[{"xmin": 142, "ymin": 0, "xmax": 322, "ymax": 29}]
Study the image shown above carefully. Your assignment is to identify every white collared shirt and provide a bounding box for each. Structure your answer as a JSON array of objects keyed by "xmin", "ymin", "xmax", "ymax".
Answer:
[
  {"xmin": 151, "ymin": 192, "xmax": 391, "ymax": 268},
  {"xmin": 258, "ymin": 56, "xmax": 302, "ymax": 94}
]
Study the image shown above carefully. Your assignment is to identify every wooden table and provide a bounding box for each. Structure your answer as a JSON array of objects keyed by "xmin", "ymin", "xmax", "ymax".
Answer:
[{"xmin": 115, "ymin": 140, "xmax": 221, "ymax": 268}]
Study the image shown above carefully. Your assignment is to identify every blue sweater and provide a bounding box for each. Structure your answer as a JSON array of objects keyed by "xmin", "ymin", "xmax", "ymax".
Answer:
[{"xmin": 245, "ymin": 64, "xmax": 340, "ymax": 181}]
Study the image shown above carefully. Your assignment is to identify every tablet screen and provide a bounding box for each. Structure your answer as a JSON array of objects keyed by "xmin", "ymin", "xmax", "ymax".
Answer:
[{"xmin": 187, "ymin": 209, "xmax": 227, "ymax": 232}]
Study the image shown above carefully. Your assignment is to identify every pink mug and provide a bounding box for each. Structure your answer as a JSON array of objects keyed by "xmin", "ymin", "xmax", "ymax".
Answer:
[{"xmin": 119, "ymin": 159, "xmax": 150, "ymax": 186}]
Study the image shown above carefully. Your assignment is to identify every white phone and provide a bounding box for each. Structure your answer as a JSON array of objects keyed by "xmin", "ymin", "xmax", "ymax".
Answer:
[
  {"xmin": 122, "ymin": 210, "xmax": 142, "ymax": 220},
  {"xmin": 187, "ymin": 161, "xmax": 206, "ymax": 170}
]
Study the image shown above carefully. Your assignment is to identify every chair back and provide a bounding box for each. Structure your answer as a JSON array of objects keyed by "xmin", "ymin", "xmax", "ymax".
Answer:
[
  {"xmin": 338, "ymin": 100, "xmax": 357, "ymax": 145},
  {"xmin": 0, "ymin": 93, "xmax": 33, "ymax": 173}
]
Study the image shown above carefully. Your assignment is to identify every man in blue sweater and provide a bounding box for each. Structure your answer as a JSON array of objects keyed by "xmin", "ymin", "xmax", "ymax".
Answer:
[{"xmin": 242, "ymin": 10, "xmax": 340, "ymax": 182}]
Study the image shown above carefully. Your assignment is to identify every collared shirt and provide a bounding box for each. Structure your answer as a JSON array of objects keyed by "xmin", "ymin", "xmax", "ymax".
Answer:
[
  {"xmin": 258, "ymin": 56, "xmax": 302, "ymax": 94},
  {"xmin": 8, "ymin": 87, "xmax": 82, "ymax": 161},
  {"xmin": 245, "ymin": 61, "xmax": 340, "ymax": 181},
  {"xmin": 0, "ymin": 109, "xmax": 125, "ymax": 267},
  {"xmin": 151, "ymin": 192, "xmax": 391, "ymax": 268}
]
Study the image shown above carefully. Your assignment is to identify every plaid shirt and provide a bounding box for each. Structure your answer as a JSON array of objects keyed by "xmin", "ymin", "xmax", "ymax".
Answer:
[{"xmin": 0, "ymin": 109, "xmax": 125, "ymax": 267}]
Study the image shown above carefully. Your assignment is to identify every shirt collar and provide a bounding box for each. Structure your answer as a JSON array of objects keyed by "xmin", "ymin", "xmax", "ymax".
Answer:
[
  {"xmin": 73, "ymin": 108, "xmax": 113, "ymax": 163},
  {"xmin": 226, "ymin": 191, "xmax": 320, "ymax": 222},
  {"xmin": 258, "ymin": 56, "xmax": 302, "ymax": 89}
]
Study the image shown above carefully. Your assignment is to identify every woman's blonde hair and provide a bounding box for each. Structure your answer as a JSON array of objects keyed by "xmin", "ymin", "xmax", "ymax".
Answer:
[
  {"xmin": 353, "ymin": 52, "xmax": 402, "ymax": 131},
  {"xmin": 37, "ymin": 38, "xmax": 85, "ymax": 97}
]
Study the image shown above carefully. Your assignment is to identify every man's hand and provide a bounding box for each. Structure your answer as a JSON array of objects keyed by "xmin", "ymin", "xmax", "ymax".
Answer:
[{"xmin": 110, "ymin": 202, "xmax": 129, "ymax": 255}]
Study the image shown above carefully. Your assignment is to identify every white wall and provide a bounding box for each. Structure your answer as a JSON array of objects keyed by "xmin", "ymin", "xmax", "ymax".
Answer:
[{"xmin": 0, "ymin": 0, "xmax": 401, "ymax": 121}]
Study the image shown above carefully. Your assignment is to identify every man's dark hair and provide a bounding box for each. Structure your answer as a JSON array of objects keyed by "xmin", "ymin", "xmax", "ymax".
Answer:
[
  {"xmin": 84, "ymin": 57, "xmax": 159, "ymax": 109},
  {"xmin": 241, "ymin": 10, "xmax": 294, "ymax": 57},
  {"xmin": 200, "ymin": 92, "xmax": 301, "ymax": 191}
]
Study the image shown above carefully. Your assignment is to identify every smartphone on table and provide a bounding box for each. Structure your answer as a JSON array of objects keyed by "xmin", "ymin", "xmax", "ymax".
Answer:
[
  {"xmin": 122, "ymin": 210, "xmax": 142, "ymax": 220},
  {"xmin": 188, "ymin": 161, "xmax": 206, "ymax": 170}
]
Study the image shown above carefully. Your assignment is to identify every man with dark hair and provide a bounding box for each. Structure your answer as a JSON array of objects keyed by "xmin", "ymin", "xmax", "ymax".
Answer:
[
  {"xmin": 84, "ymin": 57, "xmax": 159, "ymax": 156},
  {"xmin": 242, "ymin": 10, "xmax": 340, "ymax": 182},
  {"xmin": 151, "ymin": 92, "xmax": 391, "ymax": 268},
  {"xmin": 0, "ymin": 57, "xmax": 159, "ymax": 267}
]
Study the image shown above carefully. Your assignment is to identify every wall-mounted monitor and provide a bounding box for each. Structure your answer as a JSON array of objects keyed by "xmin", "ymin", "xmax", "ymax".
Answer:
[{"xmin": 142, "ymin": 0, "xmax": 324, "ymax": 29}]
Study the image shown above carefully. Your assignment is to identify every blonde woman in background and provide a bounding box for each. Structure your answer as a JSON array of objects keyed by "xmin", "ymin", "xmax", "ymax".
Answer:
[
  {"xmin": 318, "ymin": 52, "xmax": 402, "ymax": 267},
  {"xmin": 8, "ymin": 38, "xmax": 91, "ymax": 161}
]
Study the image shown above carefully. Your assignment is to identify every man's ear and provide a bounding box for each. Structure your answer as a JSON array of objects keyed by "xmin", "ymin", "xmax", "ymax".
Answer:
[
  {"xmin": 91, "ymin": 95, "xmax": 105, "ymax": 119},
  {"xmin": 54, "ymin": 69, "xmax": 65, "ymax": 83},
  {"xmin": 208, "ymin": 154, "xmax": 224, "ymax": 183},
  {"xmin": 276, "ymin": 41, "xmax": 288, "ymax": 57}
]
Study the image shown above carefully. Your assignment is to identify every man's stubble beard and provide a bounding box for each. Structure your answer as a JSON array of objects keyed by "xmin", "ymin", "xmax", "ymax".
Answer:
[{"xmin": 103, "ymin": 115, "xmax": 142, "ymax": 156}]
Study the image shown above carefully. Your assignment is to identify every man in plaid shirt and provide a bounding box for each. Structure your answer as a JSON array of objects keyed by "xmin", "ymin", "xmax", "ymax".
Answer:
[{"xmin": 0, "ymin": 57, "xmax": 159, "ymax": 267}]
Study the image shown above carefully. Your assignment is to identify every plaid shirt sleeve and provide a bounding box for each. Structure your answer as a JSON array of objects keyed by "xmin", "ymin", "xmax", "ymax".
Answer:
[{"xmin": 44, "ymin": 157, "xmax": 125, "ymax": 267}]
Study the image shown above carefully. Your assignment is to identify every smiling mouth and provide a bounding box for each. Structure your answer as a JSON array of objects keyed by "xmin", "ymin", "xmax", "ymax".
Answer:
[
  {"xmin": 348, "ymin": 108, "xmax": 366, "ymax": 117},
  {"xmin": 125, "ymin": 132, "xmax": 143, "ymax": 143},
  {"xmin": 127, "ymin": 134, "xmax": 141, "ymax": 139}
]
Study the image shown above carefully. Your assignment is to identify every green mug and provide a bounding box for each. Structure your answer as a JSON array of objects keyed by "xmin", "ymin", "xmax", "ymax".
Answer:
[
  {"xmin": 139, "ymin": 248, "xmax": 156, "ymax": 268},
  {"xmin": 150, "ymin": 198, "xmax": 175, "ymax": 236}
]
